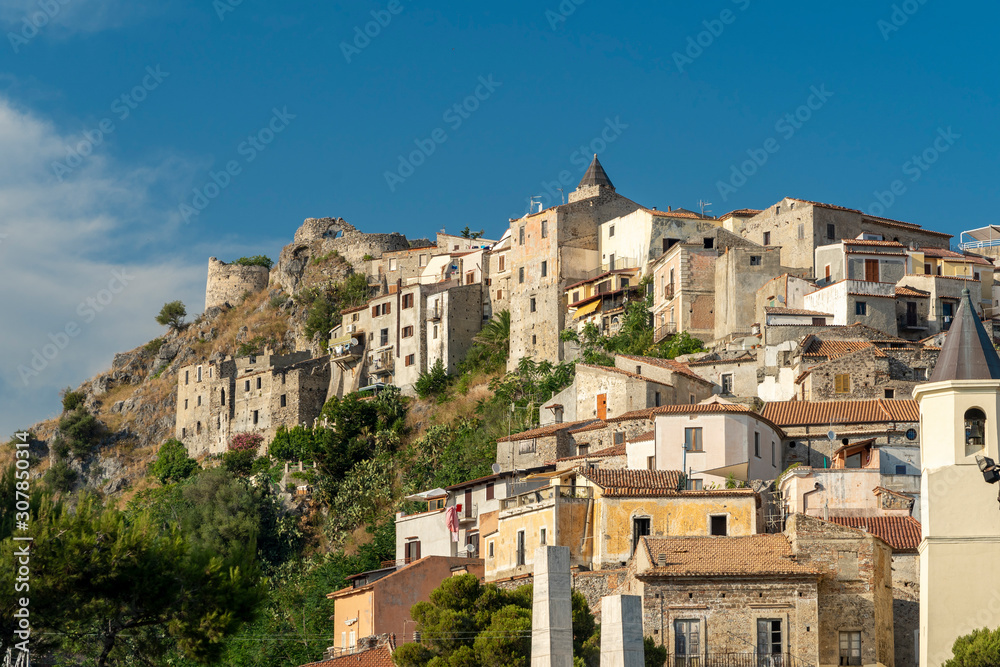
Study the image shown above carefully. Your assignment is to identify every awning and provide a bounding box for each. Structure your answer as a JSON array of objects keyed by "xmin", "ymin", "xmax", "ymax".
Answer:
[
  {"xmin": 697, "ymin": 461, "xmax": 750, "ymax": 482},
  {"xmin": 963, "ymin": 225, "xmax": 1000, "ymax": 242},
  {"xmin": 404, "ymin": 488, "xmax": 448, "ymax": 502},
  {"xmin": 573, "ymin": 300, "xmax": 602, "ymax": 320},
  {"xmin": 329, "ymin": 334, "xmax": 356, "ymax": 347}
]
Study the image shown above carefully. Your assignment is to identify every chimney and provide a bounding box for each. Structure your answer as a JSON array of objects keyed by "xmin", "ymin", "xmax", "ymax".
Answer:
[
  {"xmin": 657, "ymin": 553, "xmax": 666, "ymax": 567},
  {"xmin": 667, "ymin": 206, "xmax": 672, "ymax": 212}
]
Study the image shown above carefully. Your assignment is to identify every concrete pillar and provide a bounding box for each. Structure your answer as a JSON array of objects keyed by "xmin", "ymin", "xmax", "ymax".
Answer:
[
  {"xmin": 532, "ymin": 546, "xmax": 574, "ymax": 667},
  {"xmin": 600, "ymin": 595, "xmax": 644, "ymax": 667}
]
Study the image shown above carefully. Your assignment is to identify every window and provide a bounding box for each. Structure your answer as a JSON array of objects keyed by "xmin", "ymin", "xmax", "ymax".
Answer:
[
  {"xmin": 280, "ymin": 394, "xmax": 287, "ymax": 407},
  {"xmin": 519, "ymin": 267, "xmax": 525, "ymax": 283},
  {"xmin": 839, "ymin": 631, "xmax": 862, "ymax": 666},
  {"xmin": 486, "ymin": 482, "xmax": 495, "ymax": 500},
  {"xmin": 405, "ymin": 354, "xmax": 415, "ymax": 367},
  {"xmin": 541, "ymin": 261, "xmax": 547, "ymax": 277},
  {"xmin": 197, "ymin": 366, "xmax": 202, "ymax": 382},
  {"xmin": 654, "ymin": 391, "xmax": 661, "ymax": 407},
  {"xmin": 835, "ymin": 374, "xmax": 851, "ymax": 394},
  {"xmin": 342, "ymin": 632, "xmax": 347, "ymax": 649},
  {"xmin": 771, "ymin": 441, "xmax": 776, "ymax": 466},
  {"xmin": 256, "ymin": 377, "xmax": 261, "ymax": 390},
  {"xmin": 750, "ymin": 255, "xmax": 761, "ymax": 266},
  {"xmin": 383, "ymin": 303, "xmax": 391, "ymax": 315},
  {"xmin": 499, "ymin": 255, "xmax": 505, "ymax": 271},
  {"xmin": 687, "ymin": 478, "xmax": 703, "ymax": 491},
  {"xmin": 965, "ymin": 408, "xmax": 987, "ymax": 450},
  {"xmin": 516, "ymin": 531, "xmax": 526, "ymax": 565},
  {"xmin": 754, "ymin": 432, "xmax": 761, "ymax": 458},
  {"xmin": 914, "ymin": 368, "xmax": 927, "ymax": 381},
  {"xmin": 380, "ymin": 328, "xmax": 389, "ymax": 346},
  {"xmin": 221, "ymin": 389, "xmax": 225, "ymax": 405},
  {"xmin": 685, "ymin": 428, "xmax": 703, "ymax": 452},
  {"xmin": 615, "ymin": 431, "xmax": 625, "ymax": 445},
  {"xmin": 402, "ymin": 325, "xmax": 413, "ymax": 338},
  {"xmin": 703, "ymin": 237, "xmax": 714, "ymax": 249},
  {"xmin": 924, "ymin": 262, "xmax": 932, "ymax": 275},
  {"xmin": 245, "ymin": 380, "xmax": 250, "ymax": 392},
  {"xmin": 827, "ymin": 223, "xmax": 836, "ymax": 240},
  {"xmin": 488, "ymin": 541, "xmax": 494, "ymax": 558},
  {"xmin": 496, "ymin": 289, "xmax": 503, "ymax": 300},
  {"xmin": 404, "ymin": 539, "xmax": 421, "ymax": 564},
  {"xmin": 540, "ymin": 527, "xmax": 547, "ymax": 545},
  {"xmin": 632, "ymin": 517, "xmax": 651, "ymax": 555},
  {"xmin": 541, "ymin": 220, "xmax": 548, "ymax": 238},
  {"xmin": 572, "ymin": 290, "xmax": 580, "ymax": 303},
  {"xmin": 182, "ymin": 427, "xmax": 186, "ymax": 438},
  {"xmin": 349, "ymin": 631, "xmax": 356, "ymax": 648},
  {"xmin": 855, "ymin": 301, "xmax": 867, "ymax": 316},
  {"xmin": 884, "ymin": 389, "xmax": 894, "ymax": 399},
  {"xmin": 825, "ymin": 264, "xmax": 831, "ymax": 280},
  {"xmin": 532, "ymin": 335, "xmax": 537, "ymax": 345},
  {"xmin": 896, "ymin": 464, "xmax": 907, "ymax": 475},
  {"xmin": 675, "ymin": 620, "xmax": 700, "ymax": 662},
  {"xmin": 798, "ymin": 223, "xmax": 804, "ymax": 240},
  {"xmin": 647, "ymin": 456, "xmax": 655, "ymax": 470},
  {"xmin": 419, "ymin": 254, "xmax": 427, "ymax": 267},
  {"xmin": 710, "ymin": 515, "xmax": 727, "ymax": 536},
  {"xmin": 519, "ymin": 226, "xmax": 525, "ymax": 244},
  {"xmin": 252, "ymin": 410, "xmax": 258, "ymax": 425},
  {"xmin": 609, "ymin": 224, "xmax": 615, "ymax": 238},
  {"xmin": 721, "ymin": 374, "xmax": 733, "ymax": 394},
  {"xmin": 402, "ymin": 293, "xmax": 414, "ymax": 309},
  {"xmin": 249, "ymin": 354, "xmax": 256, "ymax": 364},
  {"xmin": 530, "ymin": 298, "xmax": 536, "ymax": 313},
  {"xmin": 433, "ymin": 325, "xmax": 438, "ymax": 339},
  {"xmin": 197, "ymin": 395, "xmax": 201, "ymax": 407},
  {"xmin": 757, "ymin": 619, "xmax": 783, "ymax": 657},
  {"xmin": 763, "ymin": 231, "xmax": 771, "ymax": 246},
  {"xmin": 578, "ymin": 444, "xmax": 589, "ymax": 456},
  {"xmin": 185, "ymin": 370, "xmax": 189, "ymax": 385},
  {"xmin": 184, "ymin": 399, "xmax": 188, "ymax": 409},
  {"xmin": 389, "ymin": 258, "xmax": 397, "ymax": 271},
  {"xmin": 466, "ymin": 271, "xmax": 475, "ymax": 285}
]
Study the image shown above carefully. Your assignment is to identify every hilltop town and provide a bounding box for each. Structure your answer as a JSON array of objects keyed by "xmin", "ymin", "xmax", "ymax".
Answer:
[{"xmin": 13, "ymin": 156, "xmax": 1000, "ymax": 666}]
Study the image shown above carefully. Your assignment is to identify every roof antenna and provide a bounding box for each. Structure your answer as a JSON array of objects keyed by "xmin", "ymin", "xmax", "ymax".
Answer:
[
  {"xmin": 530, "ymin": 196, "xmax": 544, "ymax": 214},
  {"xmin": 699, "ymin": 200, "xmax": 713, "ymax": 217},
  {"xmin": 557, "ymin": 187, "xmax": 565, "ymax": 205}
]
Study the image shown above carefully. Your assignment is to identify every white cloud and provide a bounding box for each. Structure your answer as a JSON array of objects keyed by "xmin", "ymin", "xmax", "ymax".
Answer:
[
  {"xmin": 0, "ymin": 95, "xmax": 277, "ymax": 439},
  {"xmin": 0, "ymin": 0, "xmax": 157, "ymax": 38}
]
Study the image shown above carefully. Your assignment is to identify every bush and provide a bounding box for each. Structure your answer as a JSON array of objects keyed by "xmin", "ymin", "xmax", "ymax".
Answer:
[
  {"xmin": 230, "ymin": 433, "xmax": 265, "ymax": 454},
  {"xmin": 222, "ymin": 450, "xmax": 256, "ymax": 477},
  {"xmin": 143, "ymin": 338, "xmax": 165, "ymax": 356},
  {"xmin": 44, "ymin": 458, "xmax": 77, "ymax": 493},
  {"xmin": 269, "ymin": 425, "xmax": 316, "ymax": 462},
  {"xmin": 61, "ymin": 389, "xmax": 85, "ymax": 412},
  {"xmin": 155, "ymin": 301, "xmax": 187, "ymax": 330},
  {"xmin": 236, "ymin": 336, "xmax": 267, "ymax": 357},
  {"xmin": 944, "ymin": 627, "xmax": 1000, "ymax": 667},
  {"xmin": 415, "ymin": 359, "xmax": 450, "ymax": 399},
  {"xmin": 645, "ymin": 637, "xmax": 668, "ymax": 667},
  {"xmin": 231, "ymin": 255, "xmax": 273, "ymax": 270},
  {"xmin": 362, "ymin": 253, "xmax": 374, "ymax": 261},
  {"xmin": 296, "ymin": 273, "xmax": 370, "ymax": 350},
  {"xmin": 150, "ymin": 439, "xmax": 199, "ymax": 484},
  {"xmin": 58, "ymin": 408, "xmax": 103, "ymax": 458}
]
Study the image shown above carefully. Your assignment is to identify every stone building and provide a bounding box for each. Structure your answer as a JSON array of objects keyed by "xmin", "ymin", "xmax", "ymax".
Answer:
[
  {"xmin": 626, "ymin": 513, "xmax": 894, "ymax": 667},
  {"xmin": 804, "ymin": 280, "xmax": 900, "ymax": 336},
  {"xmin": 598, "ymin": 206, "xmax": 717, "ymax": 274},
  {"xmin": 714, "ymin": 244, "xmax": 801, "ymax": 342},
  {"xmin": 483, "ymin": 229, "xmax": 512, "ymax": 321},
  {"xmin": 794, "ymin": 341, "xmax": 940, "ymax": 401},
  {"xmin": 204, "ymin": 256, "xmax": 270, "ymax": 310},
  {"xmin": 754, "ymin": 273, "xmax": 818, "ymax": 327},
  {"xmin": 507, "ymin": 156, "xmax": 643, "ymax": 370},
  {"xmin": 734, "ymin": 197, "xmax": 952, "ymax": 271},
  {"xmin": 175, "ymin": 350, "xmax": 330, "ymax": 456},
  {"xmin": 814, "ymin": 238, "xmax": 914, "ymax": 286},
  {"xmin": 686, "ymin": 351, "xmax": 759, "ymax": 401}
]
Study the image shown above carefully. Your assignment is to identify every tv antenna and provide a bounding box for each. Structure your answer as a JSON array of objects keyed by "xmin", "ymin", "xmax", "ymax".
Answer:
[
  {"xmin": 530, "ymin": 196, "xmax": 544, "ymax": 214},
  {"xmin": 699, "ymin": 199, "xmax": 713, "ymax": 217}
]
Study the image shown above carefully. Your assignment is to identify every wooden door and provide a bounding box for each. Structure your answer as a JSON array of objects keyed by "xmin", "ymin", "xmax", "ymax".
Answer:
[
  {"xmin": 464, "ymin": 489, "xmax": 473, "ymax": 518},
  {"xmin": 597, "ymin": 394, "xmax": 607, "ymax": 420},
  {"xmin": 865, "ymin": 259, "xmax": 879, "ymax": 282}
]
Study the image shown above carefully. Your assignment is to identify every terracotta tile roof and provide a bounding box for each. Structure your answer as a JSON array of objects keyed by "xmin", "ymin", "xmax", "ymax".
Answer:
[
  {"xmin": 578, "ymin": 469, "xmax": 685, "ymax": 495},
  {"xmin": 825, "ymin": 515, "xmax": 921, "ymax": 552},
  {"xmin": 640, "ymin": 535, "xmax": 818, "ymax": 576},
  {"xmin": 300, "ymin": 640, "xmax": 396, "ymax": 667},
  {"xmin": 760, "ymin": 399, "xmax": 919, "ymax": 427},
  {"xmin": 497, "ymin": 419, "xmax": 598, "ymax": 442},
  {"xmin": 842, "ymin": 239, "xmax": 906, "ymax": 247},
  {"xmin": 577, "ymin": 363, "xmax": 673, "ymax": 385},
  {"xmin": 628, "ymin": 430, "xmax": 655, "ymax": 443},
  {"xmin": 615, "ymin": 355, "xmax": 710, "ymax": 382},
  {"xmin": 765, "ymin": 307, "xmax": 833, "ymax": 317},
  {"xmin": 567, "ymin": 420, "xmax": 607, "ymax": 434},
  {"xmin": 802, "ymin": 340, "xmax": 885, "ymax": 359},
  {"xmin": 554, "ymin": 442, "xmax": 626, "ymax": 463},
  {"xmin": 341, "ymin": 304, "xmax": 369, "ymax": 315},
  {"xmin": 644, "ymin": 207, "xmax": 705, "ymax": 219},
  {"xmin": 687, "ymin": 353, "xmax": 757, "ymax": 366},
  {"xmin": 782, "ymin": 198, "xmax": 952, "ymax": 237},
  {"xmin": 604, "ymin": 407, "xmax": 659, "ymax": 424},
  {"xmin": 895, "ymin": 286, "xmax": 930, "ymax": 297},
  {"xmin": 718, "ymin": 208, "xmax": 763, "ymax": 221},
  {"xmin": 920, "ymin": 247, "xmax": 994, "ymax": 265}
]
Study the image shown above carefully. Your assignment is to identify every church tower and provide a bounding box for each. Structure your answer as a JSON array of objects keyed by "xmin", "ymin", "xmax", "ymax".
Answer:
[
  {"xmin": 568, "ymin": 155, "xmax": 616, "ymax": 203},
  {"xmin": 913, "ymin": 288, "xmax": 1000, "ymax": 667}
]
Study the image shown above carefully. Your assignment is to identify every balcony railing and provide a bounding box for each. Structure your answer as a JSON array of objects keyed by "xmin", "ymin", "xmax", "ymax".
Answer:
[
  {"xmin": 654, "ymin": 322, "xmax": 678, "ymax": 343},
  {"xmin": 369, "ymin": 353, "xmax": 394, "ymax": 375},
  {"xmin": 500, "ymin": 485, "xmax": 592, "ymax": 510},
  {"xmin": 460, "ymin": 504, "xmax": 478, "ymax": 521},
  {"xmin": 663, "ymin": 283, "xmax": 675, "ymax": 300},
  {"xmin": 578, "ymin": 257, "xmax": 639, "ymax": 282},
  {"xmin": 668, "ymin": 653, "xmax": 798, "ymax": 667}
]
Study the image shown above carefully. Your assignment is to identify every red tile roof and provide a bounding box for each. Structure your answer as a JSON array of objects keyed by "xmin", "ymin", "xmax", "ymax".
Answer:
[
  {"xmin": 760, "ymin": 399, "xmax": 919, "ymax": 427},
  {"xmin": 579, "ymin": 468, "xmax": 684, "ymax": 495},
  {"xmin": 615, "ymin": 355, "xmax": 710, "ymax": 382},
  {"xmin": 576, "ymin": 363, "xmax": 672, "ymax": 385},
  {"xmin": 687, "ymin": 353, "xmax": 757, "ymax": 367},
  {"xmin": 802, "ymin": 340, "xmax": 886, "ymax": 359},
  {"xmin": 920, "ymin": 247, "xmax": 994, "ymax": 265},
  {"xmin": 718, "ymin": 209, "xmax": 763, "ymax": 221},
  {"xmin": 895, "ymin": 286, "xmax": 930, "ymax": 298},
  {"xmin": 640, "ymin": 535, "xmax": 818, "ymax": 576},
  {"xmin": 842, "ymin": 239, "xmax": 906, "ymax": 247},
  {"xmin": 825, "ymin": 515, "xmax": 921, "ymax": 552},
  {"xmin": 628, "ymin": 430, "xmax": 655, "ymax": 442},
  {"xmin": 496, "ymin": 419, "xmax": 598, "ymax": 442},
  {"xmin": 554, "ymin": 442, "xmax": 626, "ymax": 463},
  {"xmin": 300, "ymin": 638, "xmax": 396, "ymax": 667},
  {"xmin": 567, "ymin": 420, "xmax": 608, "ymax": 434},
  {"xmin": 765, "ymin": 307, "xmax": 834, "ymax": 317}
]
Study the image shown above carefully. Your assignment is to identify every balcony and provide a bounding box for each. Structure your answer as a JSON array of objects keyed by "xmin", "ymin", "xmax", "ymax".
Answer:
[
  {"xmin": 898, "ymin": 316, "xmax": 928, "ymax": 332},
  {"xmin": 669, "ymin": 654, "xmax": 799, "ymax": 667},
  {"xmin": 663, "ymin": 283, "xmax": 675, "ymax": 301},
  {"xmin": 427, "ymin": 305, "xmax": 441, "ymax": 321},
  {"xmin": 500, "ymin": 485, "xmax": 592, "ymax": 511},
  {"xmin": 368, "ymin": 352, "xmax": 394, "ymax": 375},
  {"xmin": 459, "ymin": 503, "xmax": 478, "ymax": 522},
  {"xmin": 579, "ymin": 257, "xmax": 639, "ymax": 282},
  {"xmin": 654, "ymin": 322, "xmax": 678, "ymax": 343}
]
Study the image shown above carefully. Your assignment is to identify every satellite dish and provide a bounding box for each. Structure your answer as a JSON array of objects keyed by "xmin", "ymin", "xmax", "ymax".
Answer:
[
  {"xmin": 827, "ymin": 430, "xmax": 836, "ymax": 441},
  {"xmin": 491, "ymin": 463, "xmax": 501, "ymax": 474},
  {"xmin": 350, "ymin": 337, "xmax": 359, "ymax": 347},
  {"xmin": 466, "ymin": 542, "xmax": 477, "ymax": 555}
]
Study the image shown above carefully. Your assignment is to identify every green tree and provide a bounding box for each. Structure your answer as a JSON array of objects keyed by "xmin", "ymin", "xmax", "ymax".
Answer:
[
  {"xmin": 150, "ymin": 438, "xmax": 199, "ymax": 484},
  {"xmin": 156, "ymin": 300, "xmax": 187, "ymax": 330},
  {"xmin": 61, "ymin": 388, "xmax": 85, "ymax": 412},
  {"xmin": 296, "ymin": 273, "xmax": 370, "ymax": 349},
  {"xmin": 944, "ymin": 627, "xmax": 1000, "ymax": 667},
  {"xmin": 231, "ymin": 255, "xmax": 274, "ymax": 269},
  {"xmin": 0, "ymin": 495, "xmax": 263, "ymax": 666},
  {"xmin": 645, "ymin": 636, "xmax": 668, "ymax": 667},
  {"xmin": 416, "ymin": 358, "xmax": 450, "ymax": 399},
  {"xmin": 393, "ymin": 575, "xmax": 600, "ymax": 667},
  {"xmin": 59, "ymin": 407, "xmax": 103, "ymax": 457},
  {"xmin": 460, "ymin": 310, "xmax": 511, "ymax": 374}
]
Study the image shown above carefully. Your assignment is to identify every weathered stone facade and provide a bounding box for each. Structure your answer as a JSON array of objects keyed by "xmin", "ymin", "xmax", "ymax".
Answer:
[
  {"xmin": 204, "ymin": 257, "xmax": 270, "ymax": 310},
  {"xmin": 714, "ymin": 245, "xmax": 801, "ymax": 341},
  {"xmin": 797, "ymin": 344, "xmax": 940, "ymax": 401},
  {"xmin": 175, "ymin": 350, "xmax": 330, "ymax": 456}
]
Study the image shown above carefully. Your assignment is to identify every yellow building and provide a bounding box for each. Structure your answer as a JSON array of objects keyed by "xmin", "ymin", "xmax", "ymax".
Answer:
[
  {"xmin": 913, "ymin": 288, "xmax": 1000, "ymax": 667},
  {"xmin": 485, "ymin": 468, "xmax": 760, "ymax": 581}
]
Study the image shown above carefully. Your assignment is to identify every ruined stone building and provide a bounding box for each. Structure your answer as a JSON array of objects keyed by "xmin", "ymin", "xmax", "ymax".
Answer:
[
  {"xmin": 205, "ymin": 257, "xmax": 271, "ymax": 310},
  {"xmin": 175, "ymin": 350, "xmax": 330, "ymax": 456}
]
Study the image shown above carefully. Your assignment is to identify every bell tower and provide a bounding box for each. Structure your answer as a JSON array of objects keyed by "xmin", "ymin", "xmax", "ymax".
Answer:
[{"xmin": 913, "ymin": 288, "xmax": 1000, "ymax": 667}]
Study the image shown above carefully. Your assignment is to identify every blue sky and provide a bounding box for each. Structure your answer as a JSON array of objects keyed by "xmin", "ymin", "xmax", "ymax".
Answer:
[{"xmin": 1, "ymin": 0, "xmax": 998, "ymax": 437}]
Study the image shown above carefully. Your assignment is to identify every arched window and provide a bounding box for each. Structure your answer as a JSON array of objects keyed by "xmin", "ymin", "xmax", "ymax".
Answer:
[{"xmin": 965, "ymin": 408, "xmax": 987, "ymax": 449}]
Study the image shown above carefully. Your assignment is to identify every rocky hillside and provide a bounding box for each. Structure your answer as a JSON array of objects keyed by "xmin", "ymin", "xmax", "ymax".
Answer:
[{"xmin": 3, "ymin": 220, "xmax": 368, "ymax": 500}]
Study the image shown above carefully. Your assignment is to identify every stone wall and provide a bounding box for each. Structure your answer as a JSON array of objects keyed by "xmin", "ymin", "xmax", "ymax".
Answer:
[
  {"xmin": 714, "ymin": 246, "xmax": 793, "ymax": 340},
  {"xmin": 205, "ymin": 257, "xmax": 270, "ymax": 310},
  {"xmin": 892, "ymin": 552, "xmax": 919, "ymax": 667}
]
